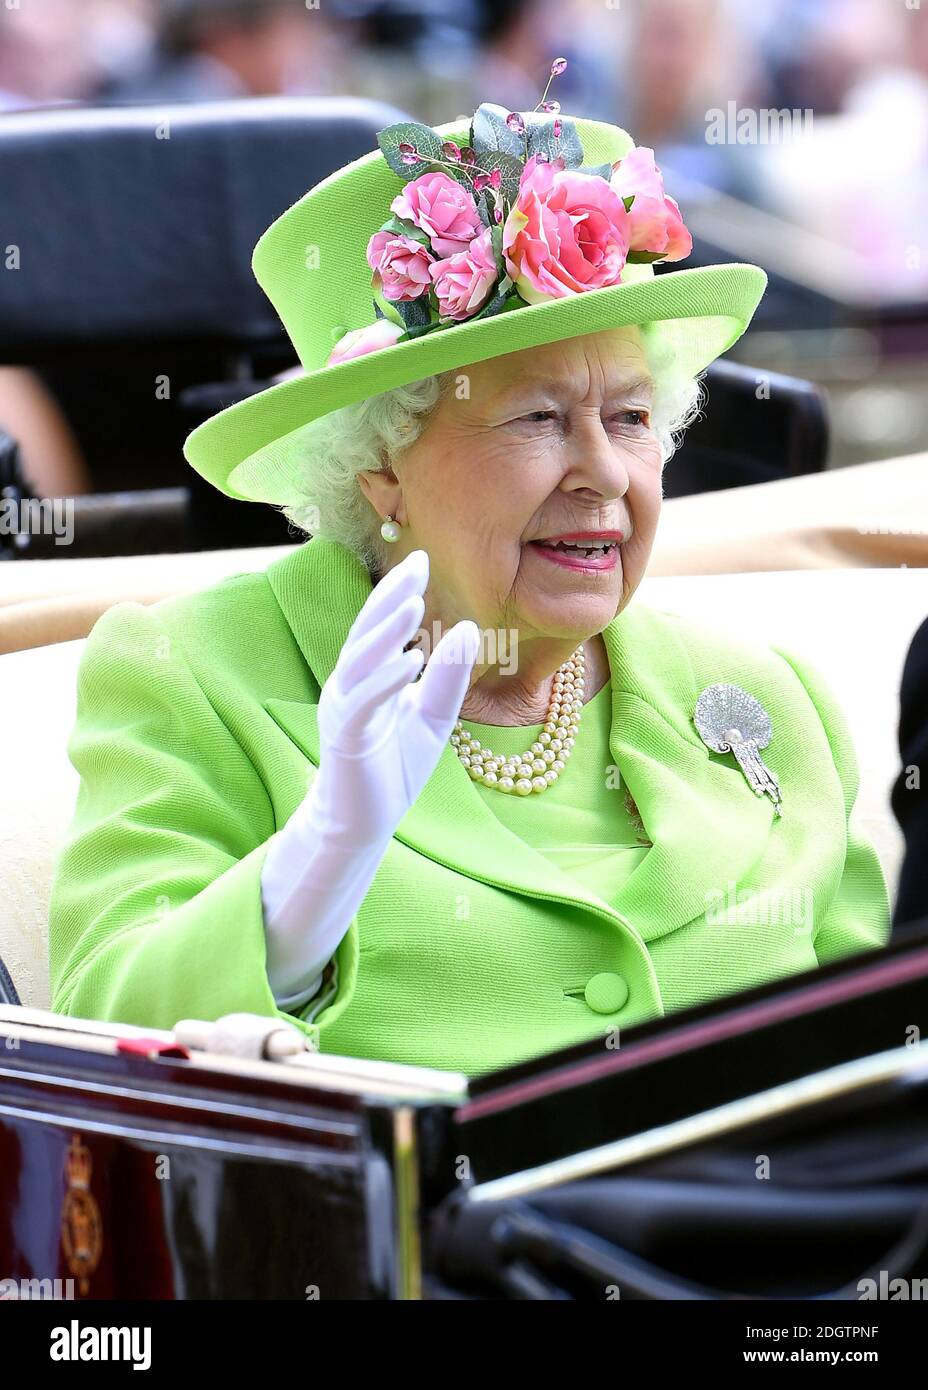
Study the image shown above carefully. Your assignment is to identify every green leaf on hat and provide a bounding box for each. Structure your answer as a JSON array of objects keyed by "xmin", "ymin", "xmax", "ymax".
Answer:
[
  {"xmin": 371, "ymin": 286, "xmax": 406, "ymax": 327},
  {"xmin": 470, "ymin": 286, "xmax": 524, "ymax": 322},
  {"xmin": 443, "ymin": 161, "xmax": 479, "ymax": 192},
  {"xmin": 489, "ymin": 221, "xmax": 507, "ymax": 276},
  {"xmin": 471, "ymin": 103, "xmax": 525, "ymax": 159},
  {"xmin": 626, "ymin": 249, "xmax": 667, "ymax": 264},
  {"xmin": 394, "ymin": 294, "xmax": 434, "ymax": 330},
  {"xmin": 526, "ymin": 118, "xmax": 584, "ymax": 169},
  {"xmin": 377, "ymin": 214, "xmax": 432, "ymax": 246},
  {"xmin": 576, "ymin": 162, "xmax": 614, "ymax": 180},
  {"xmin": 470, "ymin": 103, "xmax": 585, "ymax": 171},
  {"xmin": 475, "ymin": 191, "xmax": 494, "ymax": 228},
  {"xmin": 401, "ymin": 320, "xmax": 442, "ymax": 341},
  {"xmin": 475, "ymin": 150, "xmax": 523, "ymax": 205},
  {"xmin": 377, "ymin": 121, "xmax": 445, "ymax": 180}
]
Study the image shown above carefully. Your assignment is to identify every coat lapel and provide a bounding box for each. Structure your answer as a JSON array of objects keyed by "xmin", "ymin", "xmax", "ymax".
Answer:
[{"xmin": 264, "ymin": 538, "xmax": 779, "ymax": 945}]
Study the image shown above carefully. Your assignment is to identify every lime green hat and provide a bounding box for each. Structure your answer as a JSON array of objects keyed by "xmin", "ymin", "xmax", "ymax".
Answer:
[{"xmin": 183, "ymin": 99, "xmax": 767, "ymax": 509}]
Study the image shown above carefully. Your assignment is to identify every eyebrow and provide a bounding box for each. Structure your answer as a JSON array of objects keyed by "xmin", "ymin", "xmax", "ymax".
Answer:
[{"xmin": 494, "ymin": 374, "xmax": 654, "ymax": 410}]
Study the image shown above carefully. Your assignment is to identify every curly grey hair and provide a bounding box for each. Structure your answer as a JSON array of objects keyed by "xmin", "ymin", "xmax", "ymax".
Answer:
[{"xmin": 282, "ymin": 342, "xmax": 706, "ymax": 576}]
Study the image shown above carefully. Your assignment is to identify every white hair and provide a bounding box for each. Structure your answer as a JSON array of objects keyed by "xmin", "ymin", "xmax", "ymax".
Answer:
[{"xmin": 282, "ymin": 339, "xmax": 705, "ymax": 575}]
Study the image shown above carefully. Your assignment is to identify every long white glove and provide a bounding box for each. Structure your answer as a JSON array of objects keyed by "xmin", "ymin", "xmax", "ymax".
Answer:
[{"xmin": 261, "ymin": 549, "xmax": 480, "ymax": 1010}]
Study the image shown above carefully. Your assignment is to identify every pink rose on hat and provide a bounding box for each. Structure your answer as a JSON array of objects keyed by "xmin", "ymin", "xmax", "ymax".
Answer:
[
  {"xmin": 501, "ymin": 154, "xmax": 632, "ymax": 303},
  {"xmin": 390, "ymin": 171, "xmax": 483, "ymax": 257},
  {"xmin": 366, "ymin": 230, "xmax": 434, "ymax": 301},
  {"xmin": 429, "ymin": 226, "xmax": 497, "ymax": 321},
  {"xmin": 327, "ymin": 318, "xmax": 404, "ymax": 366},
  {"xmin": 610, "ymin": 147, "xmax": 693, "ymax": 262}
]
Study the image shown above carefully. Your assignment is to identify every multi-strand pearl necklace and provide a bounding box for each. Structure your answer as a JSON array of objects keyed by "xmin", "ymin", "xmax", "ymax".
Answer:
[{"xmin": 451, "ymin": 645, "xmax": 585, "ymax": 795}]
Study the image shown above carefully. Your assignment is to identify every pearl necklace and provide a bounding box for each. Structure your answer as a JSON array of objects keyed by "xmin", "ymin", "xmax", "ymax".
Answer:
[{"xmin": 451, "ymin": 646, "xmax": 585, "ymax": 794}]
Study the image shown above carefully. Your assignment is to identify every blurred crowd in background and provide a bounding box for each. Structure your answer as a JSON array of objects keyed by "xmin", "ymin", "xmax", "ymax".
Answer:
[
  {"xmin": 3, "ymin": 0, "xmax": 928, "ymax": 293},
  {"xmin": 0, "ymin": 0, "xmax": 924, "ymax": 171},
  {"xmin": 2, "ymin": 0, "xmax": 928, "ymax": 487},
  {"xmin": 0, "ymin": 0, "xmax": 923, "ymax": 122}
]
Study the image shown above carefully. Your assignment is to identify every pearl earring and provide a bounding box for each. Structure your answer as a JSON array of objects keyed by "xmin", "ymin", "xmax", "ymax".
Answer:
[{"xmin": 380, "ymin": 514, "xmax": 401, "ymax": 543}]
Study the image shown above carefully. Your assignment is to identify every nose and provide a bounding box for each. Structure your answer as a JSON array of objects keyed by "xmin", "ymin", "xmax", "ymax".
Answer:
[{"xmin": 558, "ymin": 414, "xmax": 633, "ymax": 511}]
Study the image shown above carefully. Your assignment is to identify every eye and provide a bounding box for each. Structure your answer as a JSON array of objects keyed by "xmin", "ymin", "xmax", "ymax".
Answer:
[
  {"xmin": 608, "ymin": 409, "xmax": 650, "ymax": 429},
  {"xmin": 519, "ymin": 409, "xmax": 560, "ymax": 423}
]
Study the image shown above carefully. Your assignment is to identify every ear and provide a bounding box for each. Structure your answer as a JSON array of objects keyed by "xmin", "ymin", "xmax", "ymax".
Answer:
[{"xmin": 357, "ymin": 467, "xmax": 405, "ymax": 526}]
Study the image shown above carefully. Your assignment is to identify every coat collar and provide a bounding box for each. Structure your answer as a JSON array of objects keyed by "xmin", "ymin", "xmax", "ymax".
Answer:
[{"xmin": 264, "ymin": 537, "xmax": 778, "ymax": 945}]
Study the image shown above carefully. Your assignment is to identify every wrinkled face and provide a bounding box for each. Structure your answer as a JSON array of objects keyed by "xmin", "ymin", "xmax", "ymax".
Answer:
[{"xmin": 388, "ymin": 326, "xmax": 663, "ymax": 642}]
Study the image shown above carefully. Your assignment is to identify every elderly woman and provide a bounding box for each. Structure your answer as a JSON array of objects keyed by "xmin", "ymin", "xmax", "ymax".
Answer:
[{"xmin": 47, "ymin": 80, "xmax": 890, "ymax": 1076}]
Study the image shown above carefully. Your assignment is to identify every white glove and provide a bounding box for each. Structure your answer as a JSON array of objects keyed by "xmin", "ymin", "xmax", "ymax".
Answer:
[{"xmin": 261, "ymin": 549, "xmax": 480, "ymax": 1009}]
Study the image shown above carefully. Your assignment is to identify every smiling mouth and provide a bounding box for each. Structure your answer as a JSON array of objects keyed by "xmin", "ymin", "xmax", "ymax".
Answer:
[
  {"xmin": 528, "ymin": 538, "xmax": 620, "ymax": 558},
  {"xmin": 525, "ymin": 538, "xmax": 622, "ymax": 573}
]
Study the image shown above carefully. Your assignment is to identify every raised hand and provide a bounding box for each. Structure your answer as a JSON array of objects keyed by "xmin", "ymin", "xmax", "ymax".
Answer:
[{"xmin": 311, "ymin": 549, "xmax": 481, "ymax": 845}]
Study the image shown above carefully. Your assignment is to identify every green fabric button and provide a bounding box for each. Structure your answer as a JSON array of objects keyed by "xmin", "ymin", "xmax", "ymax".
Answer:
[{"xmin": 584, "ymin": 972, "xmax": 629, "ymax": 1014}]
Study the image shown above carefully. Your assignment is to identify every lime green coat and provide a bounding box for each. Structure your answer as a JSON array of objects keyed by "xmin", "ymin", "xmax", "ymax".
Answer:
[{"xmin": 48, "ymin": 537, "xmax": 890, "ymax": 1076}]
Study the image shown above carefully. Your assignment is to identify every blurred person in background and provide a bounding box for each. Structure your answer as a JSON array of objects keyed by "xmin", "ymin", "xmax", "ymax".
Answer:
[
  {"xmin": 311, "ymin": 0, "xmax": 488, "ymax": 123},
  {"xmin": 0, "ymin": 0, "xmax": 103, "ymax": 109},
  {"xmin": 836, "ymin": 1, "xmax": 928, "ymax": 297},
  {"xmin": 0, "ymin": 369, "xmax": 91, "ymax": 498},
  {"xmin": 0, "ymin": 1, "xmax": 122, "ymax": 494},
  {"xmin": 101, "ymin": 0, "xmax": 335, "ymax": 102},
  {"xmin": 597, "ymin": 0, "xmax": 765, "ymax": 197},
  {"xmin": 0, "ymin": 0, "xmax": 155, "ymax": 110},
  {"xmin": 463, "ymin": 0, "xmax": 619, "ymax": 123},
  {"xmin": 751, "ymin": 0, "xmax": 904, "ymax": 115},
  {"xmin": 732, "ymin": 0, "xmax": 928, "ymax": 299},
  {"xmin": 0, "ymin": 1, "xmax": 149, "ymax": 496},
  {"xmin": 323, "ymin": 0, "xmax": 621, "ymax": 128}
]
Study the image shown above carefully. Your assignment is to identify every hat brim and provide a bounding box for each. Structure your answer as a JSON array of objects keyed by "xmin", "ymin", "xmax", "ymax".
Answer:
[{"xmin": 183, "ymin": 260, "xmax": 767, "ymax": 507}]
